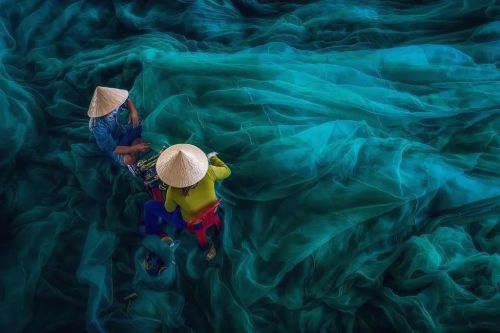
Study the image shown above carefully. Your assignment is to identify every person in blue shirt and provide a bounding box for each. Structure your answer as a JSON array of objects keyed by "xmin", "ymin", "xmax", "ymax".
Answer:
[{"xmin": 88, "ymin": 86, "xmax": 149, "ymax": 166}]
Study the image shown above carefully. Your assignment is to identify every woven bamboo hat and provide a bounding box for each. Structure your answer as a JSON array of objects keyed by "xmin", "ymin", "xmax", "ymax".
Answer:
[
  {"xmin": 87, "ymin": 86, "xmax": 129, "ymax": 118},
  {"xmin": 156, "ymin": 144, "xmax": 209, "ymax": 188}
]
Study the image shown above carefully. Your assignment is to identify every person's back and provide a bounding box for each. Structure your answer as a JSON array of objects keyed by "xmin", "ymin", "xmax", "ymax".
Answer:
[
  {"xmin": 165, "ymin": 155, "xmax": 230, "ymax": 221},
  {"xmin": 87, "ymin": 86, "xmax": 149, "ymax": 166},
  {"xmin": 143, "ymin": 144, "xmax": 231, "ymax": 259}
]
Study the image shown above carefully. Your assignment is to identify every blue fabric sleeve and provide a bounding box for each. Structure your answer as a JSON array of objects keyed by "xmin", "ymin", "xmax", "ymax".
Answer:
[{"xmin": 92, "ymin": 123, "xmax": 117, "ymax": 154}]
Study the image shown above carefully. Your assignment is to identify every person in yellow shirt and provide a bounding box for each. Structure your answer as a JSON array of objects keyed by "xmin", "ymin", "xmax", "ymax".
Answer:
[{"xmin": 143, "ymin": 144, "xmax": 231, "ymax": 258}]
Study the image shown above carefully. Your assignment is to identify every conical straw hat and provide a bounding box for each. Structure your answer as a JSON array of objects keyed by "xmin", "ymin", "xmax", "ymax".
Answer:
[
  {"xmin": 87, "ymin": 86, "xmax": 129, "ymax": 117},
  {"xmin": 156, "ymin": 144, "xmax": 209, "ymax": 188}
]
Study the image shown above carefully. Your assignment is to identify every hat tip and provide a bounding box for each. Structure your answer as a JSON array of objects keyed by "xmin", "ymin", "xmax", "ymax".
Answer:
[{"xmin": 173, "ymin": 150, "xmax": 189, "ymax": 163}]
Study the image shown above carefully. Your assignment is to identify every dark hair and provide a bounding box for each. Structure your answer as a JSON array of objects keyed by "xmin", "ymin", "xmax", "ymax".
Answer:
[{"xmin": 181, "ymin": 183, "xmax": 198, "ymax": 197}]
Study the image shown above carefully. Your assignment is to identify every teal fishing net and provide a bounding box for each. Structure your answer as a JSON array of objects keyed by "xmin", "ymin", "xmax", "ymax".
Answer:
[{"xmin": 1, "ymin": 1, "xmax": 500, "ymax": 332}]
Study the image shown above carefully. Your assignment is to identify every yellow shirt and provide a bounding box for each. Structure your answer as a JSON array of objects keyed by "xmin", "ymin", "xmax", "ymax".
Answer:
[{"xmin": 164, "ymin": 156, "xmax": 231, "ymax": 222}]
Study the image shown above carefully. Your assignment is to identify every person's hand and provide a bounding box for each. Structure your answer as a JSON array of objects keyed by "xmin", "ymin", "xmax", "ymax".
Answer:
[
  {"xmin": 207, "ymin": 152, "xmax": 218, "ymax": 159},
  {"xmin": 134, "ymin": 142, "xmax": 150, "ymax": 153},
  {"xmin": 129, "ymin": 112, "xmax": 140, "ymax": 128}
]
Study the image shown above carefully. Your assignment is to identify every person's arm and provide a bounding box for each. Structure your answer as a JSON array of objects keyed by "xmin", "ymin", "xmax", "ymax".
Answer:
[
  {"xmin": 92, "ymin": 121, "xmax": 148, "ymax": 155},
  {"xmin": 93, "ymin": 125, "xmax": 118, "ymax": 154},
  {"xmin": 208, "ymin": 155, "xmax": 231, "ymax": 180},
  {"xmin": 114, "ymin": 142, "xmax": 149, "ymax": 154},
  {"xmin": 114, "ymin": 145, "xmax": 143, "ymax": 154},
  {"xmin": 127, "ymin": 99, "xmax": 140, "ymax": 127},
  {"xmin": 164, "ymin": 188, "xmax": 178, "ymax": 213}
]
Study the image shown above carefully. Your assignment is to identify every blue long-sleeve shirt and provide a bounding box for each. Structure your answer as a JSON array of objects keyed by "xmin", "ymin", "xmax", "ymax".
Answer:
[{"xmin": 89, "ymin": 102, "xmax": 142, "ymax": 165}]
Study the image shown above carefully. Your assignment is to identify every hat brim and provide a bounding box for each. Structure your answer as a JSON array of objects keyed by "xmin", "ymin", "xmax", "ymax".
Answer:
[
  {"xmin": 87, "ymin": 87, "xmax": 129, "ymax": 118},
  {"xmin": 156, "ymin": 144, "xmax": 209, "ymax": 188}
]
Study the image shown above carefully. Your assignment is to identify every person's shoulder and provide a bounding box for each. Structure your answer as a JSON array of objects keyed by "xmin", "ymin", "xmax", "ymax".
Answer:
[
  {"xmin": 167, "ymin": 186, "xmax": 180, "ymax": 197},
  {"xmin": 89, "ymin": 117, "xmax": 105, "ymax": 131},
  {"xmin": 207, "ymin": 165, "xmax": 217, "ymax": 180}
]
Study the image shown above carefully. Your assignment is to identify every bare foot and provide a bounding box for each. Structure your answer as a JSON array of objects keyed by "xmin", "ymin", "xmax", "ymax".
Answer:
[
  {"xmin": 206, "ymin": 243, "xmax": 216, "ymax": 260},
  {"xmin": 161, "ymin": 236, "xmax": 173, "ymax": 244}
]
